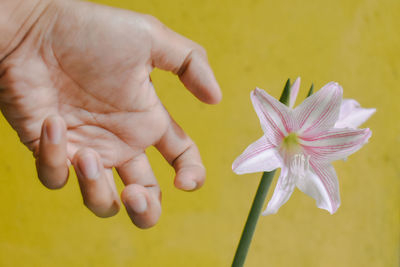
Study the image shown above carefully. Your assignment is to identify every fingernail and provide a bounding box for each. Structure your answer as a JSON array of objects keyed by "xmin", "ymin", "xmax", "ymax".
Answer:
[
  {"xmin": 181, "ymin": 180, "xmax": 197, "ymax": 191},
  {"xmin": 128, "ymin": 193, "xmax": 147, "ymax": 214},
  {"xmin": 45, "ymin": 117, "xmax": 62, "ymax": 144},
  {"xmin": 78, "ymin": 153, "xmax": 99, "ymax": 180}
]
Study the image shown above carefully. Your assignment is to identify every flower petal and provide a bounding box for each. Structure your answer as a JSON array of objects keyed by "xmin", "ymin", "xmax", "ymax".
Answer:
[
  {"xmin": 232, "ymin": 135, "xmax": 281, "ymax": 174},
  {"xmin": 262, "ymin": 167, "xmax": 295, "ymax": 215},
  {"xmin": 299, "ymin": 161, "xmax": 341, "ymax": 214},
  {"xmin": 294, "ymin": 82, "xmax": 342, "ymax": 136},
  {"xmin": 300, "ymin": 128, "xmax": 372, "ymax": 162},
  {"xmin": 251, "ymin": 88, "xmax": 295, "ymax": 145},
  {"xmin": 335, "ymin": 99, "xmax": 376, "ymax": 128},
  {"xmin": 289, "ymin": 77, "xmax": 301, "ymax": 109},
  {"xmin": 296, "ymin": 164, "xmax": 339, "ymax": 214}
]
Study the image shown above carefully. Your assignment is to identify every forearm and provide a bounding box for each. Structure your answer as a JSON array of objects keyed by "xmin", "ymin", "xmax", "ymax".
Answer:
[{"xmin": 0, "ymin": 0, "xmax": 52, "ymax": 61}]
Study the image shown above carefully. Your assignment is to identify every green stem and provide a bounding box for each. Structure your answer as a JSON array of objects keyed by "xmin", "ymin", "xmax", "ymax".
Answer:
[{"xmin": 232, "ymin": 170, "xmax": 276, "ymax": 267}]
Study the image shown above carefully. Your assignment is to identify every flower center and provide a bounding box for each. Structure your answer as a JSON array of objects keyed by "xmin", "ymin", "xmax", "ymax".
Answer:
[
  {"xmin": 279, "ymin": 133, "xmax": 310, "ymax": 186},
  {"xmin": 281, "ymin": 132, "xmax": 300, "ymax": 154}
]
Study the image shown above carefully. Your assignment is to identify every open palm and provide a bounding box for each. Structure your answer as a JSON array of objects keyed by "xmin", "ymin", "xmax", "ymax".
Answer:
[{"xmin": 0, "ymin": 0, "xmax": 221, "ymax": 228}]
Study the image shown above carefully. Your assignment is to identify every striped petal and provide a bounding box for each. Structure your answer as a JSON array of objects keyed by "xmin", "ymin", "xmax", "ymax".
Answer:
[
  {"xmin": 300, "ymin": 128, "xmax": 371, "ymax": 162},
  {"xmin": 289, "ymin": 77, "xmax": 301, "ymax": 109},
  {"xmin": 251, "ymin": 88, "xmax": 294, "ymax": 146},
  {"xmin": 232, "ymin": 135, "xmax": 281, "ymax": 174},
  {"xmin": 294, "ymin": 82, "xmax": 342, "ymax": 136},
  {"xmin": 335, "ymin": 99, "xmax": 376, "ymax": 128},
  {"xmin": 297, "ymin": 163, "xmax": 340, "ymax": 214},
  {"xmin": 299, "ymin": 161, "xmax": 341, "ymax": 214},
  {"xmin": 262, "ymin": 167, "xmax": 295, "ymax": 215}
]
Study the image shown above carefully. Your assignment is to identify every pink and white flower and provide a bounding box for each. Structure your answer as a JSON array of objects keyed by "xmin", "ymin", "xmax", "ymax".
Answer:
[{"xmin": 232, "ymin": 79, "xmax": 374, "ymax": 215}]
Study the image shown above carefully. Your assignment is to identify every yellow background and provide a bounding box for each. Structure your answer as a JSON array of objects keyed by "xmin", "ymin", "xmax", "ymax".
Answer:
[{"xmin": 0, "ymin": 0, "xmax": 399, "ymax": 266}]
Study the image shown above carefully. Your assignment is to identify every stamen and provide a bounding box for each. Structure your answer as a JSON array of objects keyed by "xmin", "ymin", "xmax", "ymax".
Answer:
[
  {"xmin": 280, "ymin": 154, "xmax": 309, "ymax": 190},
  {"xmin": 289, "ymin": 154, "xmax": 310, "ymax": 181}
]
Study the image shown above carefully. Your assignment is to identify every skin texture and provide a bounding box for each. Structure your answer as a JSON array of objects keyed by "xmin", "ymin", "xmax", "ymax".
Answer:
[{"xmin": 0, "ymin": 0, "xmax": 221, "ymax": 228}]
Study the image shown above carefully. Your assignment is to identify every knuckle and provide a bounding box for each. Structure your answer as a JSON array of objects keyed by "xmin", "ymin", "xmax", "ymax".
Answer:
[
  {"xmin": 141, "ymin": 14, "xmax": 161, "ymax": 25},
  {"xmin": 139, "ymin": 14, "xmax": 164, "ymax": 33},
  {"xmin": 194, "ymin": 45, "xmax": 207, "ymax": 57},
  {"xmin": 187, "ymin": 42, "xmax": 207, "ymax": 59}
]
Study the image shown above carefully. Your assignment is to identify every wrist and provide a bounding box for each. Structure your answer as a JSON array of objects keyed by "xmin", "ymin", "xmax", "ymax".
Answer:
[{"xmin": 0, "ymin": 0, "xmax": 53, "ymax": 61}]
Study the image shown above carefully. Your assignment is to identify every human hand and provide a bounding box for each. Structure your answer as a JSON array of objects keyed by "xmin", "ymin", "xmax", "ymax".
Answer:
[{"xmin": 0, "ymin": 0, "xmax": 221, "ymax": 228}]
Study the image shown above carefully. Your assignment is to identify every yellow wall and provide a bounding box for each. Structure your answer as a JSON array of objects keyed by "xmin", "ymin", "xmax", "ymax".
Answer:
[{"xmin": 0, "ymin": 0, "xmax": 399, "ymax": 266}]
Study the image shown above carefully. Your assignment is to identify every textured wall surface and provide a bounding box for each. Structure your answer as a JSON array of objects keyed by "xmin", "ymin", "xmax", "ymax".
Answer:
[{"xmin": 0, "ymin": 0, "xmax": 399, "ymax": 266}]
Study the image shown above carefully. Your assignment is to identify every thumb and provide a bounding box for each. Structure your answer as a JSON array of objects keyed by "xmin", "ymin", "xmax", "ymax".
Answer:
[{"xmin": 147, "ymin": 16, "xmax": 222, "ymax": 104}]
